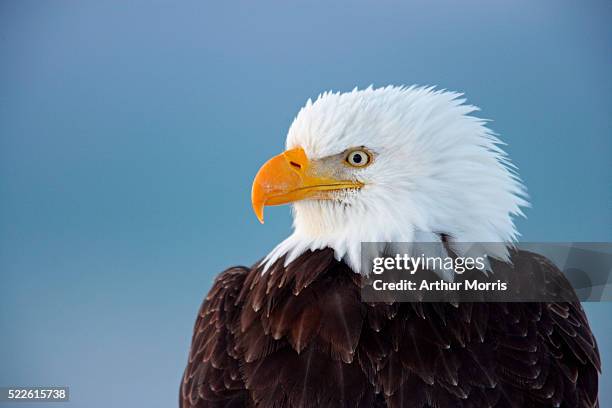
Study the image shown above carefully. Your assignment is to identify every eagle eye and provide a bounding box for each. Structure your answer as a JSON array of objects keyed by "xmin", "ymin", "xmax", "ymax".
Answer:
[{"xmin": 346, "ymin": 149, "xmax": 372, "ymax": 168}]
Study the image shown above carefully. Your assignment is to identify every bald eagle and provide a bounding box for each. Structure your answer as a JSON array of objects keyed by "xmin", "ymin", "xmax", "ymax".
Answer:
[{"xmin": 180, "ymin": 86, "xmax": 600, "ymax": 407}]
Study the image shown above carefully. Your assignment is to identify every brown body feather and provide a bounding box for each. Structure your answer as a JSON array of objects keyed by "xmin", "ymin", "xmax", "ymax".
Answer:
[{"xmin": 180, "ymin": 249, "xmax": 600, "ymax": 407}]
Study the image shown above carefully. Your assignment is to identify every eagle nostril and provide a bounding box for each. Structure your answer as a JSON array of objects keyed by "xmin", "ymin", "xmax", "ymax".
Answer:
[{"xmin": 289, "ymin": 161, "xmax": 302, "ymax": 170}]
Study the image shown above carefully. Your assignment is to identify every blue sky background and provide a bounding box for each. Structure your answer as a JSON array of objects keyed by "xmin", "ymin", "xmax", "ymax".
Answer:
[{"xmin": 1, "ymin": 1, "xmax": 610, "ymax": 406}]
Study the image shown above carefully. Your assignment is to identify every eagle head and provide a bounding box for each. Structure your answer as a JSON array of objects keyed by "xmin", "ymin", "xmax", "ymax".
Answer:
[{"xmin": 252, "ymin": 86, "xmax": 528, "ymax": 273}]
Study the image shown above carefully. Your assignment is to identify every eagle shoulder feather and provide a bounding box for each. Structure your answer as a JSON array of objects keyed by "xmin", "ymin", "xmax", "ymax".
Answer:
[{"xmin": 181, "ymin": 249, "xmax": 600, "ymax": 408}]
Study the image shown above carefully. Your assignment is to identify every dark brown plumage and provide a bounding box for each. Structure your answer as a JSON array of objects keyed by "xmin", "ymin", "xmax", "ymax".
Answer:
[{"xmin": 180, "ymin": 248, "xmax": 600, "ymax": 408}]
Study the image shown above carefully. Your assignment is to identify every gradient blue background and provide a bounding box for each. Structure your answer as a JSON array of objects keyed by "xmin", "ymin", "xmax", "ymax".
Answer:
[{"xmin": 1, "ymin": 1, "xmax": 611, "ymax": 407}]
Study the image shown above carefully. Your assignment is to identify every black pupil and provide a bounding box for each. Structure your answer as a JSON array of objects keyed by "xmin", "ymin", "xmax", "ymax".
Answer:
[{"xmin": 353, "ymin": 153, "xmax": 363, "ymax": 164}]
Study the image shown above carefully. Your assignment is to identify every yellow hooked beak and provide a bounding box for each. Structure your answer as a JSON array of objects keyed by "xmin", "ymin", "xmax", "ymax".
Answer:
[{"xmin": 251, "ymin": 147, "xmax": 363, "ymax": 223}]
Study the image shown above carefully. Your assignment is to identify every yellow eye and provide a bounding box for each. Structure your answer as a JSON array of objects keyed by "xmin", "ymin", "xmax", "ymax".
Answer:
[{"xmin": 346, "ymin": 149, "xmax": 371, "ymax": 167}]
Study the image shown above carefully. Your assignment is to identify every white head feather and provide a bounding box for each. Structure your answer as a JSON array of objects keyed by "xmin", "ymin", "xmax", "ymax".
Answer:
[{"xmin": 263, "ymin": 85, "xmax": 528, "ymax": 274}]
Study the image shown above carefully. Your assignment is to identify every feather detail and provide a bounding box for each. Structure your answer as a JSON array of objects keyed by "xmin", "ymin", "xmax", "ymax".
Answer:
[{"xmin": 181, "ymin": 249, "xmax": 600, "ymax": 408}]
